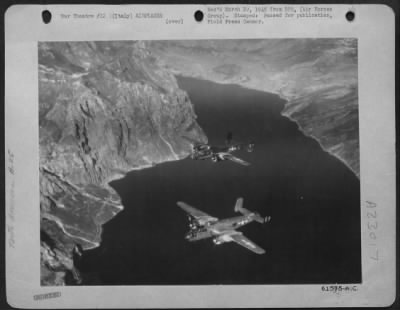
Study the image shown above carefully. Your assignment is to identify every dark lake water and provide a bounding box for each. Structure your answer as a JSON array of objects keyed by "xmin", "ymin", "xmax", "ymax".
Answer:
[{"xmin": 79, "ymin": 77, "xmax": 361, "ymax": 285}]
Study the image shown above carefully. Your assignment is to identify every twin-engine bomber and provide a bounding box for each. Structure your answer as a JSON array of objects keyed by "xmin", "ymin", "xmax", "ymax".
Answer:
[
  {"xmin": 178, "ymin": 198, "xmax": 271, "ymax": 254},
  {"xmin": 182, "ymin": 132, "xmax": 254, "ymax": 166}
]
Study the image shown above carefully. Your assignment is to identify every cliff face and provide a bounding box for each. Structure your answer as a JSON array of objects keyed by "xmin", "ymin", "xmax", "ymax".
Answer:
[
  {"xmin": 147, "ymin": 39, "xmax": 359, "ymax": 176},
  {"xmin": 39, "ymin": 41, "xmax": 206, "ymax": 285}
]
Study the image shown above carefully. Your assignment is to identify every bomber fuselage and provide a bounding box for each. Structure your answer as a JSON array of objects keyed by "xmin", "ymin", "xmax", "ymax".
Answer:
[{"xmin": 185, "ymin": 214, "xmax": 255, "ymax": 241}]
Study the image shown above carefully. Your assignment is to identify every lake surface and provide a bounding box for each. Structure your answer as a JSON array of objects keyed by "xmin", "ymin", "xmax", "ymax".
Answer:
[{"xmin": 79, "ymin": 77, "xmax": 361, "ymax": 285}]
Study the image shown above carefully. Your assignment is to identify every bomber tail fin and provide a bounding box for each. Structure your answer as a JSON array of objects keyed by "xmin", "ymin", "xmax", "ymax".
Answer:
[
  {"xmin": 234, "ymin": 197, "xmax": 246, "ymax": 214},
  {"xmin": 246, "ymin": 142, "xmax": 255, "ymax": 152},
  {"xmin": 234, "ymin": 198, "xmax": 269, "ymax": 224},
  {"xmin": 235, "ymin": 198, "xmax": 256, "ymax": 218}
]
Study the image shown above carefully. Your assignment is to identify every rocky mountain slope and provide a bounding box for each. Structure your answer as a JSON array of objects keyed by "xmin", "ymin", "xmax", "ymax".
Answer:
[
  {"xmin": 39, "ymin": 41, "xmax": 206, "ymax": 285},
  {"xmin": 147, "ymin": 39, "xmax": 359, "ymax": 176}
]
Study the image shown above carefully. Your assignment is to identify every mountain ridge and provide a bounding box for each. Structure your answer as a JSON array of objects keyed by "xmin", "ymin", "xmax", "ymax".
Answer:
[{"xmin": 39, "ymin": 41, "xmax": 207, "ymax": 285}]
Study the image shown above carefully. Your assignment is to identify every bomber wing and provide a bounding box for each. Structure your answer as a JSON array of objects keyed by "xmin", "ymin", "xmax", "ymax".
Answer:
[
  {"xmin": 221, "ymin": 153, "xmax": 250, "ymax": 166},
  {"xmin": 177, "ymin": 201, "xmax": 218, "ymax": 225},
  {"xmin": 230, "ymin": 233, "xmax": 265, "ymax": 254}
]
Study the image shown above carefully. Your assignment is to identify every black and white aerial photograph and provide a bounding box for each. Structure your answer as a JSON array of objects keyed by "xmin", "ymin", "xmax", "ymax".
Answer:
[{"xmin": 39, "ymin": 39, "xmax": 360, "ymax": 286}]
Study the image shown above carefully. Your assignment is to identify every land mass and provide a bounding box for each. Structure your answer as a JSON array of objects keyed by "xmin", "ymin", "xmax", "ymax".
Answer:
[
  {"xmin": 39, "ymin": 41, "xmax": 206, "ymax": 285},
  {"xmin": 147, "ymin": 39, "xmax": 359, "ymax": 176}
]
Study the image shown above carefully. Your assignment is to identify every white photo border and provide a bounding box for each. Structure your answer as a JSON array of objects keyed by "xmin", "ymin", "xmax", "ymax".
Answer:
[{"xmin": 5, "ymin": 4, "xmax": 396, "ymax": 308}]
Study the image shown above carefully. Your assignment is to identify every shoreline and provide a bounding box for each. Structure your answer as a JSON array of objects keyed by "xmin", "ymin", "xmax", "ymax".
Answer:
[{"xmin": 176, "ymin": 74, "xmax": 360, "ymax": 179}]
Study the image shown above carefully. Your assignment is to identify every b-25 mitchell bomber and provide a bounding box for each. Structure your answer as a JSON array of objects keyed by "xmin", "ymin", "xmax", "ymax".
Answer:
[
  {"xmin": 177, "ymin": 198, "xmax": 271, "ymax": 254},
  {"xmin": 182, "ymin": 132, "xmax": 254, "ymax": 166}
]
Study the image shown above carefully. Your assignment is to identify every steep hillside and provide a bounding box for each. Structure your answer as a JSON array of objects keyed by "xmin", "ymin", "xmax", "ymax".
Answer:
[{"xmin": 39, "ymin": 41, "xmax": 206, "ymax": 285}]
